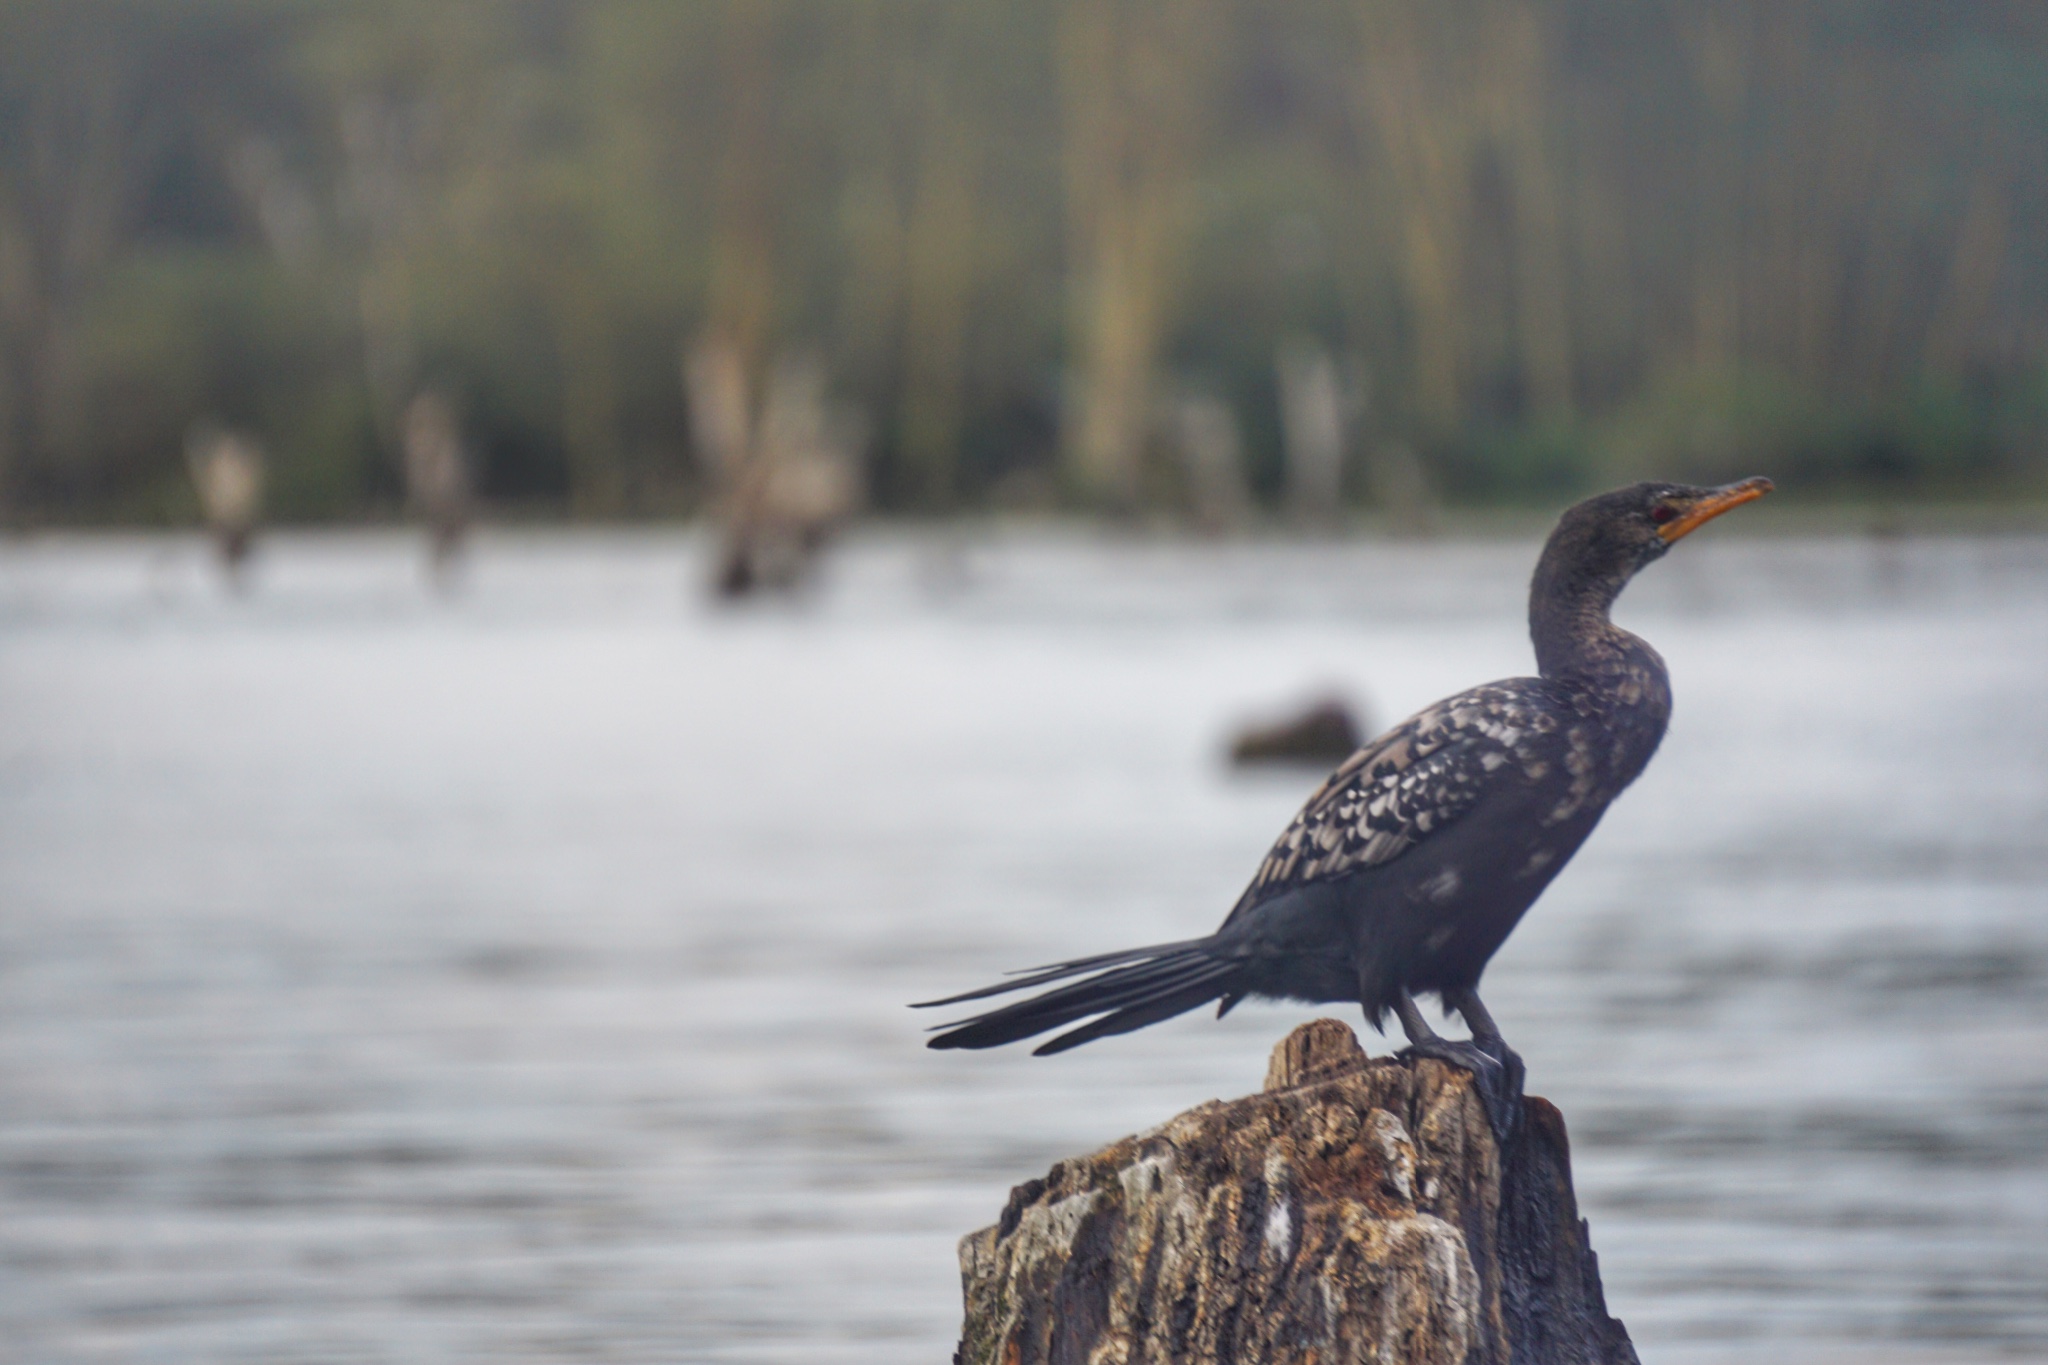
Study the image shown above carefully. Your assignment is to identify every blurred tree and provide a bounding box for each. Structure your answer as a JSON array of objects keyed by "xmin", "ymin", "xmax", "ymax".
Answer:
[
  {"xmin": 0, "ymin": 0, "xmax": 2044, "ymax": 523},
  {"xmin": 0, "ymin": 3, "xmax": 180, "ymax": 517},
  {"xmin": 300, "ymin": 3, "xmax": 595, "ymax": 505},
  {"xmin": 702, "ymin": 0, "xmax": 780, "ymax": 390},
  {"xmin": 1058, "ymin": 0, "xmax": 1224, "ymax": 508},
  {"xmin": 895, "ymin": 6, "xmax": 982, "ymax": 510}
]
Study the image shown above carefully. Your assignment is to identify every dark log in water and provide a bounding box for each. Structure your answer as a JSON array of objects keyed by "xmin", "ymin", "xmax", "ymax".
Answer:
[
  {"xmin": 1227, "ymin": 698, "xmax": 1366, "ymax": 768},
  {"xmin": 953, "ymin": 1018, "xmax": 1636, "ymax": 1365}
]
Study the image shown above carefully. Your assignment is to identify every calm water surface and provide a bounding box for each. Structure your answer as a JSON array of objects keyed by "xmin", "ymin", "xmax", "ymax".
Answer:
[{"xmin": 1, "ymin": 527, "xmax": 2044, "ymax": 1363}]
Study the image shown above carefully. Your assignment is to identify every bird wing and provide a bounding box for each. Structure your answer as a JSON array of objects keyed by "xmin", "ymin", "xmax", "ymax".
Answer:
[{"xmin": 1233, "ymin": 681, "xmax": 1562, "ymax": 910}]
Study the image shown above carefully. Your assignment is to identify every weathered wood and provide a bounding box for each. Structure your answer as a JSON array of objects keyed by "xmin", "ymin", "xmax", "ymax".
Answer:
[{"xmin": 955, "ymin": 1018, "xmax": 1636, "ymax": 1365}]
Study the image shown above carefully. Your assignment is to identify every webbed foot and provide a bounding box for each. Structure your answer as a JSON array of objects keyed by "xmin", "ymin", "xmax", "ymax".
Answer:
[{"xmin": 1395, "ymin": 1032, "xmax": 1526, "ymax": 1142}]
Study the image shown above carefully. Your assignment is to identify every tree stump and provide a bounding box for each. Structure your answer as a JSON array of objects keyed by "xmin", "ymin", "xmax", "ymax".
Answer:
[{"xmin": 953, "ymin": 1019, "xmax": 1637, "ymax": 1365}]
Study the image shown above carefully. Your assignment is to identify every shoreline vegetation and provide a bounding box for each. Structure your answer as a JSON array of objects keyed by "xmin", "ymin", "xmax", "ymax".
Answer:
[
  {"xmin": 2, "ymin": 4, "xmax": 2045, "ymax": 530},
  {"xmin": 12, "ymin": 496, "xmax": 2048, "ymax": 542}
]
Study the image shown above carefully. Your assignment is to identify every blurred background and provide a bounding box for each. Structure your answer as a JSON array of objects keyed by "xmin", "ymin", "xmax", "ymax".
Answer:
[
  {"xmin": 2, "ymin": 0, "xmax": 2048, "ymax": 527},
  {"xmin": 2, "ymin": 3, "xmax": 2046, "ymax": 1363}
]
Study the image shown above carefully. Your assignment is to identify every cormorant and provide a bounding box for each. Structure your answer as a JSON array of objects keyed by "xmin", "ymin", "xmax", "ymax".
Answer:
[{"xmin": 917, "ymin": 478, "xmax": 1773, "ymax": 1133}]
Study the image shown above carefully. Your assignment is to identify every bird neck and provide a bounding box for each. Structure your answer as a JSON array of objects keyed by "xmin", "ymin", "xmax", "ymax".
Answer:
[{"xmin": 1527, "ymin": 552, "xmax": 1646, "ymax": 685}]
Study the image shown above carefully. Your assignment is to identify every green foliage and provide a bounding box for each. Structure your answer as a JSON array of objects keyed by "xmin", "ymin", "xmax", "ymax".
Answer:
[
  {"xmin": 1446, "ymin": 419, "xmax": 1597, "ymax": 505},
  {"xmin": 1592, "ymin": 367, "xmax": 2042, "ymax": 496},
  {"xmin": 1, "ymin": 0, "xmax": 2046, "ymax": 523},
  {"xmin": 1598, "ymin": 370, "xmax": 1848, "ymax": 488},
  {"xmin": 64, "ymin": 249, "xmax": 361, "ymax": 520}
]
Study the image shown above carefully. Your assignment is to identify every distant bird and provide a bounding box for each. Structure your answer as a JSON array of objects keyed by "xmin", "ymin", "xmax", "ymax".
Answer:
[
  {"xmin": 919, "ymin": 478, "xmax": 1773, "ymax": 1133},
  {"xmin": 185, "ymin": 424, "xmax": 265, "ymax": 586}
]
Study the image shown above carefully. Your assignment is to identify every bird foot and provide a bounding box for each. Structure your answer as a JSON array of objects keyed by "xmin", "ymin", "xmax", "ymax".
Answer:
[{"xmin": 1396, "ymin": 1034, "xmax": 1526, "ymax": 1142}]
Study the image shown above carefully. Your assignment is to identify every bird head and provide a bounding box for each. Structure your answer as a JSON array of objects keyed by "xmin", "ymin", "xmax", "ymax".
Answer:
[{"xmin": 1547, "ymin": 477, "xmax": 1774, "ymax": 584}]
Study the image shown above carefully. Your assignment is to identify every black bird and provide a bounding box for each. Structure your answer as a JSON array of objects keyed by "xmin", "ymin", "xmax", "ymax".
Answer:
[{"xmin": 917, "ymin": 478, "xmax": 1773, "ymax": 1132}]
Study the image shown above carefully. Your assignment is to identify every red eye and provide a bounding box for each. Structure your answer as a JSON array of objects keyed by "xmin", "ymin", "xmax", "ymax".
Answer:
[{"xmin": 1650, "ymin": 505, "xmax": 1678, "ymax": 524}]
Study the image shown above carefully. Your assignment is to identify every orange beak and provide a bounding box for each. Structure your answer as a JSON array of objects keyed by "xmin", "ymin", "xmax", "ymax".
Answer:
[{"xmin": 1658, "ymin": 476, "xmax": 1774, "ymax": 544}]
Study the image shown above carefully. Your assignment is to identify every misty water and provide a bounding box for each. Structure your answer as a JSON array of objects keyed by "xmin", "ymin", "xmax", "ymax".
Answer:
[{"xmin": 2, "ymin": 526, "xmax": 2044, "ymax": 1364}]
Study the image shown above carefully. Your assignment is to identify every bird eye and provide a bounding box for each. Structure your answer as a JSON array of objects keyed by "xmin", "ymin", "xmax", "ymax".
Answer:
[{"xmin": 1650, "ymin": 505, "xmax": 1678, "ymax": 525}]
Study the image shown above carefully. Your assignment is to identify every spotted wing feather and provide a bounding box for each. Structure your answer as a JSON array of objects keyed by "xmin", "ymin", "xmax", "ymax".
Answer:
[{"xmin": 1234, "ymin": 682, "xmax": 1561, "ymax": 910}]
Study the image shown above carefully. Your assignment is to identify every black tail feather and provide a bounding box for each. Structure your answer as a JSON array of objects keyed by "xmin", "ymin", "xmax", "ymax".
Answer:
[
  {"xmin": 911, "ymin": 937, "xmax": 1210, "ymax": 1008},
  {"xmin": 922, "ymin": 941, "xmax": 1240, "ymax": 1052},
  {"xmin": 928, "ymin": 957, "xmax": 1217, "ymax": 1047},
  {"xmin": 1031, "ymin": 966, "xmax": 1241, "ymax": 1054}
]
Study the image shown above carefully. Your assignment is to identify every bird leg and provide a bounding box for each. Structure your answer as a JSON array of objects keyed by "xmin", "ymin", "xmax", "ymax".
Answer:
[
  {"xmin": 1447, "ymin": 987, "xmax": 1502, "ymax": 1044},
  {"xmin": 1448, "ymin": 987, "xmax": 1525, "ymax": 1137},
  {"xmin": 1390, "ymin": 987, "xmax": 1447, "ymax": 1048},
  {"xmin": 1389, "ymin": 987, "xmax": 1524, "ymax": 1142}
]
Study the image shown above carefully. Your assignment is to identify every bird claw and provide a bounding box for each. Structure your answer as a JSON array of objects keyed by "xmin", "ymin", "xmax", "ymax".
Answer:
[{"xmin": 1395, "ymin": 1035, "xmax": 1526, "ymax": 1142}]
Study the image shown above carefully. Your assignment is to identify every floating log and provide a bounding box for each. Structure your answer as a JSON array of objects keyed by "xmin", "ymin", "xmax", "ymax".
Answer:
[{"xmin": 954, "ymin": 1018, "xmax": 1636, "ymax": 1365}]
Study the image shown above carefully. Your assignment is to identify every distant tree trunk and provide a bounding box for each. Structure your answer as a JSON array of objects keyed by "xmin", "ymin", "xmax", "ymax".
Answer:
[
  {"xmin": 1481, "ymin": 0, "xmax": 1573, "ymax": 417},
  {"xmin": 898, "ymin": 50, "xmax": 978, "ymax": 511},
  {"xmin": 1672, "ymin": 0, "xmax": 1754, "ymax": 374},
  {"xmin": 1839, "ymin": 113, "xmax": 1908, "ymax": 393},
  {"xmin": 1276, "ymin": 338, "xmax": 1348, "ymax": 525},
  {"xmin": 185, "ymin": 424, "xmax": 265, "ymax": 584},
  {"xmin": 706, "ymin": 0, "xmax": 781, "ymax": 393},
  {"xmin": 353, "ymin": 249, "xmax": 416, "ymax": 460},
  {"xmin": 1356, "ymin": 1, "xmax": 1573, "ymax": 433},
  {"xmin": 1354, "ymin": 3, "xmax": 1473, "ymax": 436},
  {"xmin": 827, "ymin": 5, "xmax": 909, "ymax": 417},
  {"xmin": 1752, "ymin": 4, "xmax": 1827, "ymax": 387},
  {"xmin": 1057, "ymin": 0, "xmax": 1217, "ymax": 509},
  {"xmin": 1170, "ymin": 391, "xmax": 1249, "ymax": 531},
  {"xmin": 400, "ymin": 388, "xmax": 471, "ymax": 573},
  {"xmin": 1922, "ymin": 175, "xmax": 2008, "ymax": 380},
  {"xmin": 683, "ymin": 0, "xmax": 787, "ymax": 521},
  {"xmin": 0, "ymin": 313, "xmax": 52, "ymax": 525},
  {"xmin": 1066, "ymin": 189, "xmax": 1164, "ymax": 509},
  {"xmin": 333, "ymin": 91, "xmax": 425, "ymax": 461},
  {"xmin": 0, "ymin": 18, "xmax": 166, "ymax": 519},
  {"xmin": 551, "ymin": 262, "xmax": 627, "ymax": 518}
]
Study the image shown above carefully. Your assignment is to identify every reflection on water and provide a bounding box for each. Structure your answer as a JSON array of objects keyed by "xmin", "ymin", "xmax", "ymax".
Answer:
[{"xmin": 1, "ymin": 528, "xmax": 2044, "ymax": 1364}]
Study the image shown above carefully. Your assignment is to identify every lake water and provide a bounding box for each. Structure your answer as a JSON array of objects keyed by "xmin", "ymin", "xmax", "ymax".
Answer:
[{"xmin": 2, "ymin": 525, "xmax": 2044, "ymax": 1364}]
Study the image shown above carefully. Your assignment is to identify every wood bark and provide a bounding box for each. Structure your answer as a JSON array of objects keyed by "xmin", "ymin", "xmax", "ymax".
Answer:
[{"xmin": 954, "ymin": 1018, "xmax": 1636, "ymax": 1365}]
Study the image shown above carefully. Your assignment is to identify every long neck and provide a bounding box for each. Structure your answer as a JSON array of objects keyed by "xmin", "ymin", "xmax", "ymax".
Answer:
[{"xmin": 1528, "ymin": 544, "xmax": 1639, "ymax": 681}]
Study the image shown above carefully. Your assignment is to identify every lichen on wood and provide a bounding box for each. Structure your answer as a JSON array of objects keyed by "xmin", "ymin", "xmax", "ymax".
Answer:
[{"xmin": 954, "ymin": 1018, "xmax": 1636, "ymax": 1365}]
